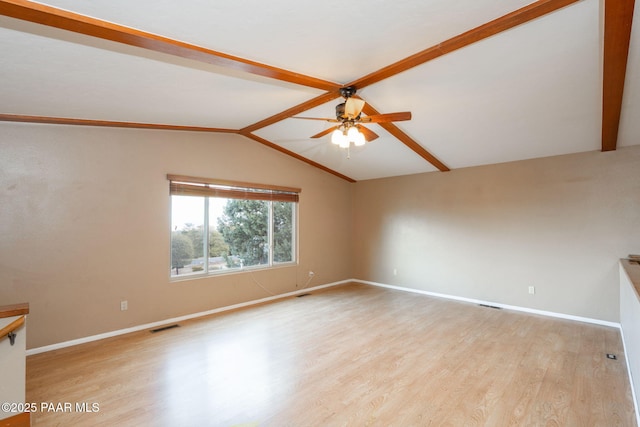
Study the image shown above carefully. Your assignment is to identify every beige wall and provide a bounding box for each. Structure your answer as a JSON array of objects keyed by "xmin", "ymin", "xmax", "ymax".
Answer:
[
  {"xmin": 3, "ymin": 120, "xmax": 639, "ymax": 349},
  {"xmin": 353, "ymin": 146, "xmax": 640, "ymax": 322},
  {"xmin": 0, "ymin": 122, "xmax": 353, "ymax": 349}
]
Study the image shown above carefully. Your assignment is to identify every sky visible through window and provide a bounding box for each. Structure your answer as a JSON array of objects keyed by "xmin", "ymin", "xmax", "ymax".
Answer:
[{"xmin": 171, "ymin": 196, "xmax": 226, "ymax": 230}]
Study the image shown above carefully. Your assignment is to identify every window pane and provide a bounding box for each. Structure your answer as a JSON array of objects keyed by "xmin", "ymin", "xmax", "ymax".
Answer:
[
  {"xmin": 208, "ymin": 197, "xmax": 230, "ymax": 271},
  {"xmin": 217, "ymin": 199, "xmax": 269, "ymax": 268},
  {"xmin": 273, "ymin": 201, "xmax": 294, "ymax": 263},
  {"xmin": 171, "ymin": 195, "xmax": 205, "ymax": 277}
]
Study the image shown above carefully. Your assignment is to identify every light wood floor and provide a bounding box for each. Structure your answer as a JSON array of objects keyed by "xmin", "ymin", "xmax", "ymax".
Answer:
[{"xmin": 26, "ymin": 283, "xmax": 637, "ymax": 426}]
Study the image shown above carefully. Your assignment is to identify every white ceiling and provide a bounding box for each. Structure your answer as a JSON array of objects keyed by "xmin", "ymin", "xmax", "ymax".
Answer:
[{"xmin": 0, "ymin": 0, "xmax": 638, "ymax": 181}]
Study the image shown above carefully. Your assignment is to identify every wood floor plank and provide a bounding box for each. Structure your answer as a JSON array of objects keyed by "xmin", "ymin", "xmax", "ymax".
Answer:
[{"xmin": 26, "ymin": 283, "xmax": 637, "ymax": 426}]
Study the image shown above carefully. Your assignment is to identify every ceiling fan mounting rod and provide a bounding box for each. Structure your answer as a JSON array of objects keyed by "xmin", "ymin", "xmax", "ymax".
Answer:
[{"xmin": 340, "ymin": 86, "xmax": 357, "ymax": 99}]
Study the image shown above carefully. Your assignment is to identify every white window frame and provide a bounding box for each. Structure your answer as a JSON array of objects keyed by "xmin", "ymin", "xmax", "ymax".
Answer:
[{"xmin": 168, "ymin": 175, "xmax": 299, "ymax": 279}]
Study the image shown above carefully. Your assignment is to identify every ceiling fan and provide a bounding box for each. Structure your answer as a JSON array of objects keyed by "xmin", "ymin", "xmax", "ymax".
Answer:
[{"xmin": 293, "ymin": 86, "xmax": 412, "ymax": 149}]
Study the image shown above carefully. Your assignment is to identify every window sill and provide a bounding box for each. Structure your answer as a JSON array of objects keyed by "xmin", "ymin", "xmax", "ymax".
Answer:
[{"xmin": 169, "ymin": 262, "xmax": 298, "ymax": 283}]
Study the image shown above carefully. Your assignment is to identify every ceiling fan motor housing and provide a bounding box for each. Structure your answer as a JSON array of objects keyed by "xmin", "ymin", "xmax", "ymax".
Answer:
[{"xmin": 340, "ymin": 86, "xmax": 357, "ymax": 99}]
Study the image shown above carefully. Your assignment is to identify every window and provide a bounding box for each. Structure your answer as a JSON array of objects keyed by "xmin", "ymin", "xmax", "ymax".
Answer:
[{"xmin": 168, "ymin": 175, "xmax": 298, "ymax": 278}]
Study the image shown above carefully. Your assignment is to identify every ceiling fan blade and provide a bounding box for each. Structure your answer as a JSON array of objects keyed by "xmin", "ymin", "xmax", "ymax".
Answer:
[
  {"xmin": 344, "ymin": 98, "xmax": 365, "ymax": 119},
  {"xmin": 360, "ymin": 112, "xmax": 412, "ymax": 123},
  {"xmin": 291, "ymin": 116, "xmax": 339, "ymax": 123},
  {"xmin": 310, "ymin": 126, "xmax": 337, "ymax": 139},
  {"xmin": 357, "ymin": 125, "xmax": 379, "ymax": 142}
]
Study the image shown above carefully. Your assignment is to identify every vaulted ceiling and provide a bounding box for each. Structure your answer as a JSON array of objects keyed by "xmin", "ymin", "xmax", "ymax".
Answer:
[{"xmin": 0, "ymin": 0, "xmax": 637, "ymax": 182}]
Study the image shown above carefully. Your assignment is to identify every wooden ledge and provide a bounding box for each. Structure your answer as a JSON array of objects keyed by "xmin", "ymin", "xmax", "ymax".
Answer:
[
  {"xmin": 621, "ymin": 259, "xmax": 640, "ymax": 300},
  {"xmin": 0, "ymin": 411, "xmax": 30, "ymax": 427},
  {"xmin": 0, "ymin": 303, "xmax": 29, "ymax": 319}
]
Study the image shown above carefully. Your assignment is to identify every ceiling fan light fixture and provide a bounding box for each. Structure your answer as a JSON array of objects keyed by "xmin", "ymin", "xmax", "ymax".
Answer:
[
  {"xmin": 347, "ymin": 126, "xmax": 360, "ymax": 142},
  {"xmin": 330, "ymin": 128, "xmax": 343, "ymax": 145},
  {"xmin": 294, "ymin": 86, "xmax": 410, "ymax": 154}
]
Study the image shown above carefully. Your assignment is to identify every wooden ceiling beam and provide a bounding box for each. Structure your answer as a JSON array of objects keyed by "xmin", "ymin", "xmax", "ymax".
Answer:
[
  {"xmin": 0, "ymin": 114, "xmax": 238, "ymax": 133},
  {"xmin": 361, "ymin": 102, "xmax": 449, "ymax": 172},
  {"xmin": 241, "ymin": 133, "xmax": 356, "ymax": 183},
  {"xmin": 348, "ymin": 0, "xmax": 582, "ymax": 90},
  {"xmin": 240, "ymin": 91, "xmax": 340, "ymax": 134},
  {"xmin": 239, "ymin": 0, "xmax": 582, "ymax": 175},
  {"xmin": 0, "ymin": 0, "xmax": 591, "ymax": 180},
  {"xmin": 0, "ymin": 113, "xmax": 358, "ymax": 182},
  {"xmin": 602, "ymin": 0, "xmax": 636, "ymax": 151},
  {"xmin": 0, "ymin": 0, "xmax": 340, "ymax": 92}
]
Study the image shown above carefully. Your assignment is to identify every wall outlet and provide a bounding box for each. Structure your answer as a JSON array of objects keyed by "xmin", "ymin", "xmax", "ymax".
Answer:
[
  {"xmin": 528, "ymin": 286, "xmax": 535, "ymax": 295},
  {"xmin": 393, "ymin": 268, "xmax": 397, "ymax": 276},
  {"xmin": 120, "ymin": 300, "xmax": 128, "ymax": 311}
]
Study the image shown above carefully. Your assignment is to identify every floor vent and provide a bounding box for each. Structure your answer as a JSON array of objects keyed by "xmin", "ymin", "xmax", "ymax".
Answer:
[
  {"xmin": 296, "ymin": 293, "xmax": 311, "ymax": 298},
  {"xmin": 479, "ymin": 304, "xmax": 502, "ymax": 310},
  {"xmin": 150, "ymin": 324, "xmax": 180, "ymax": 333}
]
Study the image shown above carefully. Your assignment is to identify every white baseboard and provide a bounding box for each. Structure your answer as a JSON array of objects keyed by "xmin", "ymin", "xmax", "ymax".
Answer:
[
  {"xmin": 355, "ymin": 279, "xmax": 621, "ymax": 329},
  {"xmin": 26, "ymin": 280, "xmax": 348, "ymax": 356},
  {"xmin": 26, "ymin": 278, "xmax": 621, "ymax": 355}
]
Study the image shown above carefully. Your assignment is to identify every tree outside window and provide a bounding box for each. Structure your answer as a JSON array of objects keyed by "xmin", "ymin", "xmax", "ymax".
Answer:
[{"xmin": 169, "ymin": 179, "xmax": 297, "ymax": 278}]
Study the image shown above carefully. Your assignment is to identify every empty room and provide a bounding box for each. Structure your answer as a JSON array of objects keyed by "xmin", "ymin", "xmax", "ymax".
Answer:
[{"xmin": 1, "ymin": 0, "xmax": 640, "ymax": 426}]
